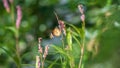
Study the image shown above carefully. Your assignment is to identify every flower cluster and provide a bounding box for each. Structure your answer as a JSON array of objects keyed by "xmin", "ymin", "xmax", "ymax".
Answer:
[
  {"xmin": 78, "ymin": 5, "xmax": 85, "ymax": 22},
  {"xmin": 2, "ymin": 0, "xmax": 10, "ymax": 13},
  {"xmin": 43, "ymin": 45, "xmax": 49, "ymax": 59},
  {"xmin": 2, "ymin": 0, "xmax": 14, "ymax": 13},
  {"xmin": 16, "ymin": 5, "xmax": 22, "ymax": 29},
  {"xmin": 36, "ymin": 37, "xmax": 49, "ymax": 68},
  {"xmin": 2, "ymin": 0, "xmax": 22, "ymax": 29}
]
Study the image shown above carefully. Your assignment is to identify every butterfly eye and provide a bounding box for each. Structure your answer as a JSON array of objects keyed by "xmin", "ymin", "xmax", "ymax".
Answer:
[{"xmin": 52, "ymin": 27, "xmax": 61, "ymax": 37}]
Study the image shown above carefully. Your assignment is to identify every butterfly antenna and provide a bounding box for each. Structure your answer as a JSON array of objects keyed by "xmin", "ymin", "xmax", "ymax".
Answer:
[{"xmin": 54, "ymin": 11, "xmax": 59, "ymax": 22}]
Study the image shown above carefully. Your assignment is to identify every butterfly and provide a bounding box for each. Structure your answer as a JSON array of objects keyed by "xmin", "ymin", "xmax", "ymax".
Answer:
[{"xmin": 50, "ymin": 27, "xmax": 61, "ymax": 38}]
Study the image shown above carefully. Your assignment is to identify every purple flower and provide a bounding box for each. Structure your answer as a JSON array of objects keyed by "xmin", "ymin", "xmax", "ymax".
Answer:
[
  {"xmin": 2, "ymin": 0, "xmax": 10, "ymax": 13},
  {"xmin": 16, "ymin": 5, "xmax": 22, "ymax": 29}
]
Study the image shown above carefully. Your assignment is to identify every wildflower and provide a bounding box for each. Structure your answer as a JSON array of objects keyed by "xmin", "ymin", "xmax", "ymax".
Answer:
[
  {"xmin": 80, "ymin": 14, "xmax": 85, "ymax": 22},
  {"xmin": 78, "ymin": 5, "xmax": 84, "ymax": 14},
  {"xmin": 43, "ymin": 45, "xmax": 49, "ymax": 59},
  {"xmin": 78, "ymin": 5, "xmax": 85, "ymax": 22},
  {"xmin": 38, "ymin": 37, "xmax": 42, "ymax": 43},
  {"xmin": 58, "ymin": 20, "xmax": 65, "ymax": 30},
  {"xmin": 2, "ymin": 0, "xmax": 10, "ymax": 13},
  {"xmin": 38, "ymin": 44, "xmax": 43, "ymax": 54},
  {"xmin": 16, "ymin": 5, "xmax": 22, "ymax": 29},
  {"xmin": 38, "ymin": 37, "xmax": 43, "ymax": 53},
  {"xmin": 58, "ymin": 20, "xmax": 66, "ymax": 36},
  {"xmin": 36, "ymin": 56, "xmax": 40, "ymax": 68}
]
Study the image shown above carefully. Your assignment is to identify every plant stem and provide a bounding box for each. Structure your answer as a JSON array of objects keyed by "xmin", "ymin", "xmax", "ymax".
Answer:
[
  {"xmin": 78, "ymin": 40, "xmax": 85, "ymax": 68},
  {"xmin": 42, "ymin": 58, "xmax": 45, "ymax": 68},
  {"xmin": 11, "ymin": 3, "xmax": 21, "ymax": 68},
  {"xmin": 10, "ymin": 3, "xmax": 14, "ymax": 23},
  {"xmin": 61, "ymin": 34, "xmax": 65, "ymax": 49},
  {"xmin": 16, "ymin": 36, "xmax": 20, "ymax": 56},
  {"xmin": 15, "ymin": 35, "xmax": 21, "ymax": 68},
  {"xmin": 78, "ymin": 21, "xmax": 85, "ymax": 68},
  {"xmin": 69, "ymin": 57, "xmax": 74, "ymax": 68},
  {"xmin": 40, "ymin": 53, "xmax": 43, "ymax": 68}
]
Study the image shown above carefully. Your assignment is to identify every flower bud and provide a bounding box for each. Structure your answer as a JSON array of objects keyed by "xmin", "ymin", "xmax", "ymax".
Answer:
[
  {"xmin": 16, "ymin": 5, "xmax": 22, "ymax": 29},
  {"xmin": 80, "ymin": 14, "xmax": 85, "ymax": 22},
  {"xmin": 78, "ymin": 5, "xmax": 84, "ymax": 14},
  {"xmin": 2, "ymin": 0, "xmax": 10, "ymax": 13},
  {"xmin": 43, "ymin": 45, "xmax": 49, "ymax": 59}
]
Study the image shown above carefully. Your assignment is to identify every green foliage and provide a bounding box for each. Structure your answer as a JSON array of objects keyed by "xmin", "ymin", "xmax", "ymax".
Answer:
[{"xmin": 0, "ymin": 0, "xmax": 120, "ymax": 68}]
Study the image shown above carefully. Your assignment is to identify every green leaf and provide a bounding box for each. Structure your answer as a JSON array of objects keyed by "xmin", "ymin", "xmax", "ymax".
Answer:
[
  {"xmin": 1, "ymin": 47, "xmax": 21, "ymax": 68},
  {"xmin": 80, "ymin": 28, "xmax": 85, "ymax": 39},
  {"xmin": 66, "ymin": 23, "xmax": 82, "ymax": 38},
  {"xmin": 71, "ymin": 30, "xmax": 79, "ymax": 36},
  {"xmin": 48, "ymin": 57, "xmax": 59, "ymax": 68},
  {"xmin": 52, "ymin": 45, "xmax": 65, "ymax": 55},
  {"xmin": 52, "ymin": 45, "xmax": 71, "ymax": 59},
  {"xmin": 5, "ymin": 27, "xmax": 19, "ymax": 37},
  {"xmin": 72, "ymin": 35, "xmax": 81, "ymax": 47},
  {"xmin": 67, "ymin": 28, "xmax": 72, "ymax": 51}
]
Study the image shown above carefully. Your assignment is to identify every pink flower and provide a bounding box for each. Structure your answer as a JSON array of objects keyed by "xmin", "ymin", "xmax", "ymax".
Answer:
[
  {"xmin": 43, "ymin": 45, "xmax": 49, "ymax": 59},
  {"xmin": 78, "ymin": 5, "xmax": 85, "ymax": 22},
  {"xmin": 38, "ymin": 37, "xmax": 43, "ymax": 53},
  {"xmin": 78, "ymin": 5, "xmax": 84, "ymax": 14},
  {"xmin": 58, "ymin": 20, "xmax": 65, "ymax": 29},
  {"xmin": 38, "ymin": 44, "xmax": 43, "ymax": 54},
  {"xmin": 16, "ymin": 5, "xmax": 22, "ymax": 29},
  {"xmin": 80, "ymin": 14, "xmax": 85, "ymax": 22},
  {"xmin": 38, "ymin": 37, "xmax": 42, "ymax": 43},
  {"xmin": 2, "ymin": 0, "xmax": 10, "ymax": 13}
]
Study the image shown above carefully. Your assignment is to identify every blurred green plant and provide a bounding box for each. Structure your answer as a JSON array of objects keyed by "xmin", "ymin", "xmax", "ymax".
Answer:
[
  {"xmin": 0, "ymin": 0, "xmax": 120, "ymax": 68},
  {"xmin": 0, "ymin": 0, "xmax": 22, "ymax": 68}
]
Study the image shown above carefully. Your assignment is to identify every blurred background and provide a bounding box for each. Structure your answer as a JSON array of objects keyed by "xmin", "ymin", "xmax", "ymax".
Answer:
[{"xmin": 0, "ymin": 0, "xmax": 120, "ymax": 68}]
